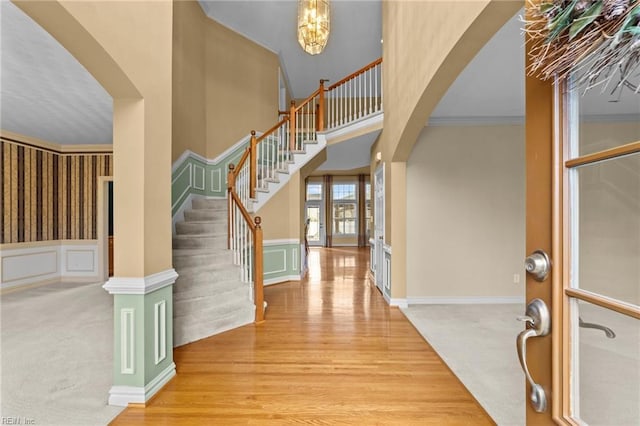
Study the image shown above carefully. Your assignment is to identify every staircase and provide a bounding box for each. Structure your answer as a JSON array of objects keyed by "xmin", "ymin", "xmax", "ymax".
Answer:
[
  {"xmin": 171, "ymin": 58, "xmax": 383, "ymax": 345},
  {"xmin": 172, "ymin": 198, "xmax": 254, "ymax": 346}
]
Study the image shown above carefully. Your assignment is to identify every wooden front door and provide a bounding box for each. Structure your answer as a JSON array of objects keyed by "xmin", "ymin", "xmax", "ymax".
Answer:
[{"xmin": 524, "ymin": 4, "xmax": 640, "ymax": 424}]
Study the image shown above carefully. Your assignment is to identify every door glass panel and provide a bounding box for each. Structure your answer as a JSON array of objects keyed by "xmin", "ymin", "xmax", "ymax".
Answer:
[
  {"xmin": 572, "ymin": 300, "xmax": 640, "ymax": 425},
  {"xmin": 306, "ymin": 206, "xmax": 320, "ymax": 242},
  {"xmin": 307, "ymin": 183, "xmax": 322, "ymax": 200},
  {"xmin": 573, "ymin": 153, "xmax": 640, "ymax": 306},
  {"xmin": 577, "ymin": 85, "xmax": 640, "ymax": 157}
]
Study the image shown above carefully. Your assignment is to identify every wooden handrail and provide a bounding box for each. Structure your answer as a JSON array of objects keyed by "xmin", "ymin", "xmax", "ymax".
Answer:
[
  {"xmin": 327, "ymin": 57, "xmax": 382, "ymax": 91},
  {"xmin": 255, "ymin": 117, "xmax": 289, "ymax": 143},
  {"xmin": 294, "ymin": 88, "xmax": 321, "ymax": 113},
  {"xmin": 228, "ymin": 162, "xmax": 263, "ymax": 323},
  {"xmin": 229, "ymin": 191, "xmax": 256, "ymax": 231},
  {"xmin": 232, "ymin": 147, "xmax": 251, "ymax": 179}
]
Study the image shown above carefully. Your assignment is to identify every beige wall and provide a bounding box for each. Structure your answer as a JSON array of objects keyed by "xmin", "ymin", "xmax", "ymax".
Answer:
[
  {"xmin": 258, "ymin": 172, "xmax": 302, "ymax": 241},
  {"xmin": 205, "ymin": 19, "xmax": 279, "ymax": 159},
  {"xmin": 172, "ymin": 2, "xmax": 280, "ymax": 162},
  {"xmin": 172, "ymin": 1, "xmax": 206, "ymax": 160},
  {"xmin": 406, "ymin": 124, "xmax": 525, "ymax": 298},
  {"xmin": 16, "ymin": 1, "xmax": 174, "ymax": 277},
  {"xmin": 373, "ymin": 0, "xmax": 521, "ymax": 299},
  {"xmin": 406, "ymin": 121, "xmax": 639, "ymax": 300}
]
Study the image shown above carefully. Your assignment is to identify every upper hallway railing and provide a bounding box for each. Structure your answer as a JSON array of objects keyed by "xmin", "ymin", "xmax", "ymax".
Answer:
[{"xmin": 226, "ymin": 57, "xmax": 382, "ymax": 323}]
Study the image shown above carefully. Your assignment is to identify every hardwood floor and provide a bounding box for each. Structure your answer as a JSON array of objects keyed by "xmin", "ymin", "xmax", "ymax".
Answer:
[{"xmin": 111, "ymin": 247, "xmax": 494, "ymax": 425}]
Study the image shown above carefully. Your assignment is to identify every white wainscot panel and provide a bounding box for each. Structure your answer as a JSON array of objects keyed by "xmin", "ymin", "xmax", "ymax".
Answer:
[
  {"xmin": 61, "ymin": 243, "xmax": 99, "ymax": 277},
  {"xmin": 1, "ymin": 247, "xmax": 59, "ymax": 287}
]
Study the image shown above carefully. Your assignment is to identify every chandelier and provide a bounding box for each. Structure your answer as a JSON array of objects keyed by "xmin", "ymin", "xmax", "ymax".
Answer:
[{"xmin": 297, "ymin": 0, "xmax": 330, "ymax": 55}]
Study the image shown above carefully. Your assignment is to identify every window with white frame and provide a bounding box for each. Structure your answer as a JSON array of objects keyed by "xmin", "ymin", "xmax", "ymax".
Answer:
[{"xmin": 332, "ymin": 183, "xmax": 357, "ymax": 235}]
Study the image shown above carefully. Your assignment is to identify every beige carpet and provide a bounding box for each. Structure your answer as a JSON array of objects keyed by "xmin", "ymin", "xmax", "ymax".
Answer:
[
  {"xmin": 402, "ymin": 303, "xmax": 639, "ymax": 426},
  {"xmin": 1, "ymin": 282, "xmax": 124, "ymax": 425},
  {"xmin": 401, "ymin": 304, "xmax": 526, "ymax": 426}
]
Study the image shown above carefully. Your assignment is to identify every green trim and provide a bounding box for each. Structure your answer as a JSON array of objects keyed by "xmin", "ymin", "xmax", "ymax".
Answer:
[
  {"xmin": 263, "ymin": 242, "xmax": 300, "ymax": 282},
  {"xmin": 112, "ymin": 285, "xmax": 174, "ymax": 388},
  {"xmin": 172, "ymin": 144, "xmax": 249, "ymax": 216}
]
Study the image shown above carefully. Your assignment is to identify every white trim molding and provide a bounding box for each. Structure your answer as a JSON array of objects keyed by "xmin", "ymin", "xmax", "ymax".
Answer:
[
  {"xmin": 107, "ymin": 362, "xmax": 176, "ymax": 407},
  {"xmin": 103, "ymin": 269, "xmax": 178, "ymax": 295},
  {"xmin": 263, "ymin": 239, "xmax": 300, "ymax": 246},
  {"xmin": 406, "ymin": 296, "xmax": 525, "ymax": 305},
  {"xmin": 264, "ymin": 275, "xmax": 302, "ymax": 286},
  {"xmin": 383, "ymin": 293, "xmax": 409, "ymax": 309},
  {"xmin": 321, "ymin": 111, "xmax": 383, "ymax": 145}
]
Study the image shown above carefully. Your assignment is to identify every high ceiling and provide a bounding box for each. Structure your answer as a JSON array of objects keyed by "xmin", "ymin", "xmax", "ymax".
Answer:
[
  {"xmin": 198, "ymin": 1, "xmax": 382, "ymax": 98},
  {"xmin": 0, "ymin": 2, "xmax": 636, "ymax": 151}
]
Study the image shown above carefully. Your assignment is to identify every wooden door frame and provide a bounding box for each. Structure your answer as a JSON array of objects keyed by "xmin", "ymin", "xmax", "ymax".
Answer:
[{"xmin": 525, "ymin": 1, "xmax": 556, "ymax": 422}]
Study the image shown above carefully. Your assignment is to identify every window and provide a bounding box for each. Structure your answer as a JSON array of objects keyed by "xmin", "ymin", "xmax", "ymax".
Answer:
[
  {"xmin": 306, "ymin": 182, "xmax": 322, "ymax": 201},
  {"xmin": 332, "ymin": 183, "xmax": 357, "ymax": 235}
]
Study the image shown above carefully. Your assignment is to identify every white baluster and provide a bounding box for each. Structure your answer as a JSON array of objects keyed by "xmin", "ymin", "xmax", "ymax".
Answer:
[
  {"xmin": 380, "ymin": 63, "xmax": 383, "ymax": 111},
  {"xmin": 368, "ymin": 68, "xmax": 372, "ymax": 115}
]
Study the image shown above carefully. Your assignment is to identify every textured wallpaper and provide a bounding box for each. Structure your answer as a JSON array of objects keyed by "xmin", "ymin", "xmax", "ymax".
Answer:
[{"xmin": 1, "ymin": 139, "xmax": 113, "ymax": 244}]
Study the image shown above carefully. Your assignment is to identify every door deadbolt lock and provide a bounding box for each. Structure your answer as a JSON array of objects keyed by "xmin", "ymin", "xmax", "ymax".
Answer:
[{"xmin": 524, "ymin": 250, "xmax": 551, "ymax": 282}]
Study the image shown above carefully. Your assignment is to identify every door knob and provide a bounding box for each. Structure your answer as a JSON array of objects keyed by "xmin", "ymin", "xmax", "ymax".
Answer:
[
  {"xmin": 524, "ymin": 249, "xmax": 551, "ymax": 282},
  {"xmin": 516, "ymin": 298, "xmax": 550, "ymax": 412}
]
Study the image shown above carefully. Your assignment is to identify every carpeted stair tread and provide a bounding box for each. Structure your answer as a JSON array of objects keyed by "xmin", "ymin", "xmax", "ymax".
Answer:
[
  {"xmin": 184, "ymin": 209, "xmax": 227, "ymax": 221},
  {"xmin": 173, "ymin": 305, "xmax": 254, "ymax": 347},
  {"xmin": 172, "ymin": 196, "xmax": 255, "ymax": 347},
  {"xmin": 176, "ymin": 221, "xmax": 226, "ymax": 234},
  {"xmin": 173, "ymin": 287, "xmax": 249, "ymax": 316}
]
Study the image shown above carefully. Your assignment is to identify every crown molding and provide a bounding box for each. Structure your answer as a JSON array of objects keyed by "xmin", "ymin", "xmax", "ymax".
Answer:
[{"xmin": 0, "ymin": 129, "xmax": 112, "ymax": 154}]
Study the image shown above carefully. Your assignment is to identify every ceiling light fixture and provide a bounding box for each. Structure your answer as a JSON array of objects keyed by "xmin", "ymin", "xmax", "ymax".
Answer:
[{"xmin": 297, "ymin": 0, "xmax": 330, "ymax": 55}]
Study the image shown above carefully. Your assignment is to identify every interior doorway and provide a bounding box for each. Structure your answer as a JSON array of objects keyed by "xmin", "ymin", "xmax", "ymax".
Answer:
[
  {"xmin": 373, "ymin": 163, "xmax": 384, "ymax": 292},
  {"xmin": 98, "ymin": 177, "xmax": 114, "ymax": 282}
]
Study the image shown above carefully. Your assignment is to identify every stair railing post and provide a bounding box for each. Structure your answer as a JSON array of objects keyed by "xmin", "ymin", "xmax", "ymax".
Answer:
[
  {"xmin": 318, "ymin": 79, "xmax": 326, "ymax": 132},
  {"xmin": 250, "ymin": 130, "xmax": 257, "ymax": 199},
  {"xmin": 254, "ymin": 216, "xmax": 264, "ymax": 323},
  {"xmin": 289, "ymin": 100, "xmax": 296, "ymax": 153}
]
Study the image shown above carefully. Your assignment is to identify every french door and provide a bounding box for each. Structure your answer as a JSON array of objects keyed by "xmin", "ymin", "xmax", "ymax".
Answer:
[
  {"xmin": 305, "ymin": 202, "xmax": 324, "ymax": 247},
  {"xmin": 523, "ymin": 16, "xmax": 639, "ymax": 426}
]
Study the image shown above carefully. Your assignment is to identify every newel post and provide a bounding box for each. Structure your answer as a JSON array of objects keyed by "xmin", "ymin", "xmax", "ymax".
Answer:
[
  {"xmin": 254, "ymin": 216, "xmax": 265, "ymax": 323},
  {"xmin": 250, "ymin": 130, "xmax": 257, "ymax": 199},
  {"xmin": 227, "ymin": 163, "xmax": 235, "ymax": 250},
  {"xmin": 289, "ymin": 100, "xmax": 296, "ymax": 152},
  {"xmin": 318, "ymin": 79, "xmax": 326, "ymax": 131}
]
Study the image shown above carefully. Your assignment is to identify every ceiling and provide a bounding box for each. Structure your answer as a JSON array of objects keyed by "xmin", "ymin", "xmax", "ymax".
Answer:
[
  {"xmin": 198, "ymin": 1, "xmax": 382, "ymax": 98},
  {"xmin": 0, "ymin": 0, "xmax": 112, "ymax": 145},
  {"xmin": 0, "ymin": 2, "xmax": 636, "ymax": 154}
]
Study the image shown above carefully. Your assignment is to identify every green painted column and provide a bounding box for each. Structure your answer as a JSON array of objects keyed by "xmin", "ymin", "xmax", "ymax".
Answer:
[{"xmin": 103, "ymin": 270, "xmax": 177, "ymax": 406}]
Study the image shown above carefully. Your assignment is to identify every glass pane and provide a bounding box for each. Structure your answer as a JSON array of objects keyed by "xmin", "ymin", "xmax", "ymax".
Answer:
[
  {"xmin": 572, "ymin": 300, "xmax": 639, "ymax": 425},
  {"xmin": 306, "ymin": 183, "xmax": 322, "ymax": 201},
  {"xmin": 574, "ymin": 83, "xmax": 640, "ymax": 157},
  {"xmin": 574, "ymin": 153, "xmax": 640, "ymax": 306},
  {"xmin": 306, "ymin": 206, "xmax": 320, "ymax": 242},
  {"xmin": 332, "ymin": 183, "xmax": 356, "ymax": 200},
  {"xmin": 365, "ymin": 183, "xmax": 371, "ymax": 201}
]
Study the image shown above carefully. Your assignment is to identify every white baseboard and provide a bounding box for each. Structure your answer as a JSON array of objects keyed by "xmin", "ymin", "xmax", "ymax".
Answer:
[
  {"xmin": 264, "ymin": 275, "xmax": 302, "ymax": 286},
  {"xmin": 383, "ymin": 293, "xmax": 408, "ymax": 308},
  {"xmin": 406, "ymin": 296, "xmax": 525, "ymax": 305},
  {"xmin": 108, "ymin": 362, "xmax": 176, "ymax": 406}
]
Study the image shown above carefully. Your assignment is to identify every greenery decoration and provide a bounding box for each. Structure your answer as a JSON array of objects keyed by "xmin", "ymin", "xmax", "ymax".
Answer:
[{"xmin": 525, "ymin": 0, "xmax": 640, "ymax": 95}]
